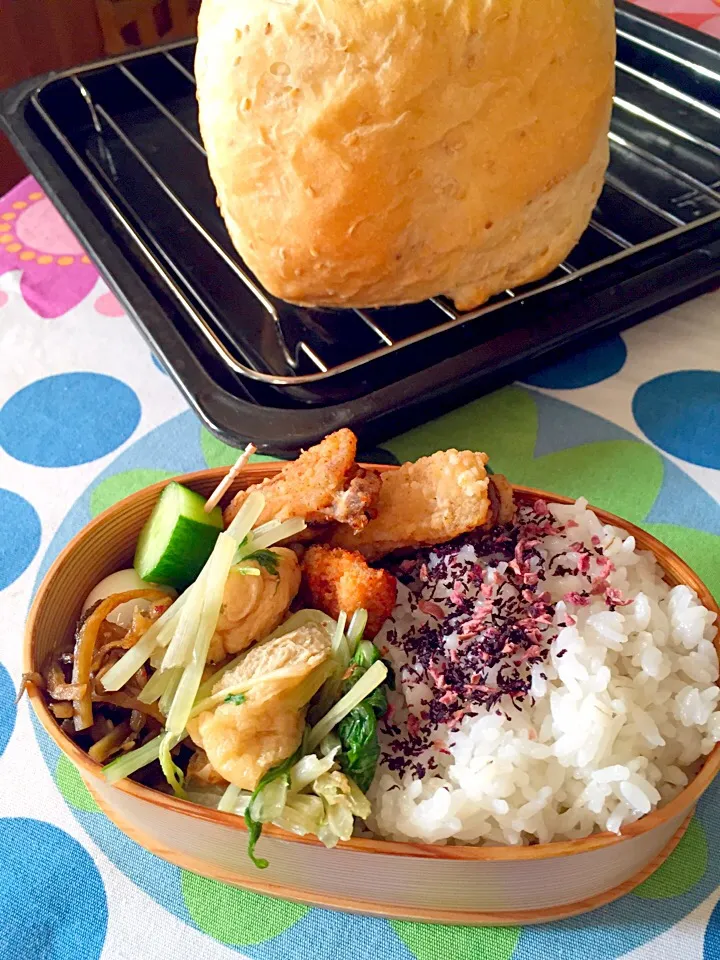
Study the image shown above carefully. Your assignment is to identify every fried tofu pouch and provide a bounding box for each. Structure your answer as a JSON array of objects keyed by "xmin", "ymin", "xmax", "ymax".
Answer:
[
  {"xmin": 207, "ymin": 547, "xmax": 301, "ymax": 662},
  {"xmin": 331, "ymin": 450, "xmax": 492, "ymax": 561},
  {"xmin": 192, "ymin": 624, "xmax": 332, "ymax": 790},
  {"xmin": 223, "ymin": 428, "xmax": 380, "ymax": 532},
  {"xmin": 302, "ymin": 545, "xmax": 397, "ymax": 639}
]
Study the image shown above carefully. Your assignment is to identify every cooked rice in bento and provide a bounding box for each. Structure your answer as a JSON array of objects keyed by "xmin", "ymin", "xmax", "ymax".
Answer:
[{"xmin": 368, "ymin": 498, "xmax": 719, "ymax": 845}]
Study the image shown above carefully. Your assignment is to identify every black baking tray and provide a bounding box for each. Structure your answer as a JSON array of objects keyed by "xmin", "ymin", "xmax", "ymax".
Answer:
[{"xmin": 2, "ymin": 1, "xmax": 720, "ymax": 454}]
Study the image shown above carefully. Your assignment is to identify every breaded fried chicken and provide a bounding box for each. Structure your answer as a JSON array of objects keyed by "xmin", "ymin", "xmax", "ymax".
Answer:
[
  {"xmin": 487, "ymin": 474, "xmax": 516, "ymax": 526},
  {"xmin": 331, "ymin": 449, "xmax": 493, "ymax": 561},
  {"xmin": 302, "ymin": 545, "xmax": 397, "ymax": 639},
  {"xmin": 223, "ymin": 428, "xmax": 380, "ymax": 532}
]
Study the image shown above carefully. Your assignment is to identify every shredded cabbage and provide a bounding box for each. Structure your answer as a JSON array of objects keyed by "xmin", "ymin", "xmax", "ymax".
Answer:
[
  {"xmin": 217, "ymin": 783, "xmax": 242, "ymax": 813},
  {"xmin": 251, "ymin": 776, "xmax": 289, "ymax": 823},
  {"xmin": 319, "ymin": 733, "xmax": 341, "ymax": 756},
  {"xmin": 274, "ymin": 794, "xmax": 325, "ymax": 836},
  {"xmin": 326, "ymin": 798, "xmax": 354, "ymax": 841},
  {"xmin": 290, "ymin": 748, "xmax": 339, "ymax": 792}
]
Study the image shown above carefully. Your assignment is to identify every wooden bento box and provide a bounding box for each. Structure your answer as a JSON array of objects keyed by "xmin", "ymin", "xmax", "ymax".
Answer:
[{"xmin": 24, "ymin": 464, "xmax": 720, "ymax": 925}]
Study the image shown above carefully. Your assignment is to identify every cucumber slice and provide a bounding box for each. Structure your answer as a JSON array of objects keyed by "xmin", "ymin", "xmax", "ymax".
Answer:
[{"xmin": 134, "ymin": 482, "xmax": 223, "ymax": 590}]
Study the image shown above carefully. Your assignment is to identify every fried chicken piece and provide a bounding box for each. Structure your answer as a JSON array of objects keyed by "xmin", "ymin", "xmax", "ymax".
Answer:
[
  {"xmin": 223, "ymin": 429, "xmax": 380, "ymax": 534},
  {"xmin": 193, "ymin": 624, "xmax": 332, "ymax": 790},
  {"xmin": 488, "ymin": 474, "xmax": 516, "ymax": 525},
  {"xmin": 331, "ymin": 450, "xmax": 492, "ymax": 561},
  {"xmin": 302, "ymin": 545, "xmax": 397, "ymax": 639},
  {"xmin": 207, "ymin": 547, "xmax": 301, "ymax": 662}
]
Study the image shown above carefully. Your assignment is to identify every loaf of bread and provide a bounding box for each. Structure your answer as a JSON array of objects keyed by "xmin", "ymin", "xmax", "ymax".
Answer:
[{"xmin": 196, "ymin": 1, "xmax": 615, "ymax": 311}]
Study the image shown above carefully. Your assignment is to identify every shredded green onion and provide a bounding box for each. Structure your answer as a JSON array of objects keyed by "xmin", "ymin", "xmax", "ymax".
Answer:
[
  {"xmin": 161, "ymin": 568, "xmax": 209, "ymax": 671},
  {"xmin": 159, "ymin": 734, "xmax": 185, "ymax": 797},
  {"xmin": 231, "ymin": 566, "xmax": 262, "ymax": 576},
  {"xmin": 102, "ymin": 735, "xmax": 162, "ymax": 783},
  {"xmin": 158, "ymin": 667, "xmax": 182, "ymax": 717},
  {"xmin": 138, "ymin": 664, "xmax": 180, "ymax": 705},
  {"xmin": 189, "ymin": 667, "xmax": 304, "ymax": 719},
  {"xmin": 161, "ymin": 561, "xmax": 210, "ymax": 671},
  {"xmin": 164, "ymin": 533, "xmax": 239, "ymax": 740},
  {"xmin": 238, "ymin": 516, "xmax": 307, "ymax": 554},
  {"xmin": 331, "ymin": 611, "xmax": 349, "ymax": 661},
  {"xmin": 226, "ymin": 492, "xmax": 267, "ymax": 542},
  {"xmin": 194, "ymin": 653, "xmax": 245, "ymax": 703},
  {"xmin": 346, "ymin": 609, "xmax": 368, "ymax": 655},
  {"xmin": 307, "ymin": 660, "xmax": 388, "ymax": 752}
]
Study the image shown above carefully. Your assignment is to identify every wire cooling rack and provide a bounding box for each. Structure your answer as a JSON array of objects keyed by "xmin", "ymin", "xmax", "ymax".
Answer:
[{"xmin": 3, "ymin": 1, "xmax": 720, "ymax": 450}]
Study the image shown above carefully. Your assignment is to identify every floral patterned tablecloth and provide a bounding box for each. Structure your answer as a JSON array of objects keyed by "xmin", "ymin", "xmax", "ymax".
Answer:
[{"xmin": 1, "ymin": 6, "xmax": 720, "ymax": 958}]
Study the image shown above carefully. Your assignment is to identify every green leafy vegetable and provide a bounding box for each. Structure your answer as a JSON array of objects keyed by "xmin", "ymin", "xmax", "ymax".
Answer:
[
  {"xmin": 224, "ymin": 693, "xmax": 246, "ymax": 706},
  {"xmin": 335, "ymin": 640, "xmax": 390, "ymax": 793},
  {"xmin": 337, "ymin": 703, "xmax": 380, "ymax": 793},
  {"xmin": 363, "ymin": 683, "xmax": 388, "ymax": 719},
  {"xmin": 244, "ymin": 746, "xmax": 302, "ymax": 869}
]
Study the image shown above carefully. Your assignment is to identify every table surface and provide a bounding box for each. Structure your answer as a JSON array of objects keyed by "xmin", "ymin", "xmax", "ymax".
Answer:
[{"xmin": 1, "ymin": 5, "xmax": 720, "ymax": 958}]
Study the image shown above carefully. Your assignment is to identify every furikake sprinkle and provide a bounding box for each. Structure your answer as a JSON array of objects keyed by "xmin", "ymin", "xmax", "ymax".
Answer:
[{"xmin": 379, "ymin": 501, "xmax": 626, "ymax": 778}]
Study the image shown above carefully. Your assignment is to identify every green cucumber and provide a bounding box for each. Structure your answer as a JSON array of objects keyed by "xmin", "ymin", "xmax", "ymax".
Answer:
[{"xmin": 134, "ymin": 482, "xmax": 223, "ymax": 590}]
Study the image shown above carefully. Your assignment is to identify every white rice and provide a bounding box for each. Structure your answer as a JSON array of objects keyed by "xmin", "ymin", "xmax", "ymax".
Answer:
[{"xmin": 367, "ymin": 498, "xmax": 719, "ymax": 845}]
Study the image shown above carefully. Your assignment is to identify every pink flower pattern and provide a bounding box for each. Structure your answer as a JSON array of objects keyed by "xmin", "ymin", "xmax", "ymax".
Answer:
[
  {"xmin": 0, "ymin": 177, "xmax": 99, "ymax": 318},
  {"xmin": 629, "ymin": 0, "xmax": 720, "ymax": 33}
]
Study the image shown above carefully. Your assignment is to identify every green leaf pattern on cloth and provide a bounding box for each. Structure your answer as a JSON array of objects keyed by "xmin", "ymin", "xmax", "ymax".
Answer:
[
  {"xmin": 385, "ymin": 386, "xmax": 663, "ymax": 525},
  {"xmin": 90, "ymin": 469, "xmax": 175, "ymax": 517},
  {"xmin": 390, "ymin": 919, "xmax": 520, "ymax": 960},
  {"xmin": 200, "ymin": 428, "xmax": 278, "ymax": 469},
  {"xmin": 181, "ymin": 871, "xmax": 307, "ymax": 944},
  {"xmin": 55, "ymin": 755, "xmax": 100, "ymax": 813},
  {"xmin": 634, "ymin": 817, "xmax": 708, "ymax": 900}
]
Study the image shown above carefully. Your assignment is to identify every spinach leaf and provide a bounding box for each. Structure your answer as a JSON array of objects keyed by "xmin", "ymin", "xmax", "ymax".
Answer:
[
  {"xmin": 337, "ymin": 702, "xmax": 380, "ymax": 794},
  {"xmin": 363, "ymin": 683, "xmax": 388, "ymax": 719},
  {"xmin": 336, "ymin": 640, "xmax": 390, "ymax": 794},
  {"xmin": 244, "ymin": 745, "xmax": 302, "ymax": 869}
]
